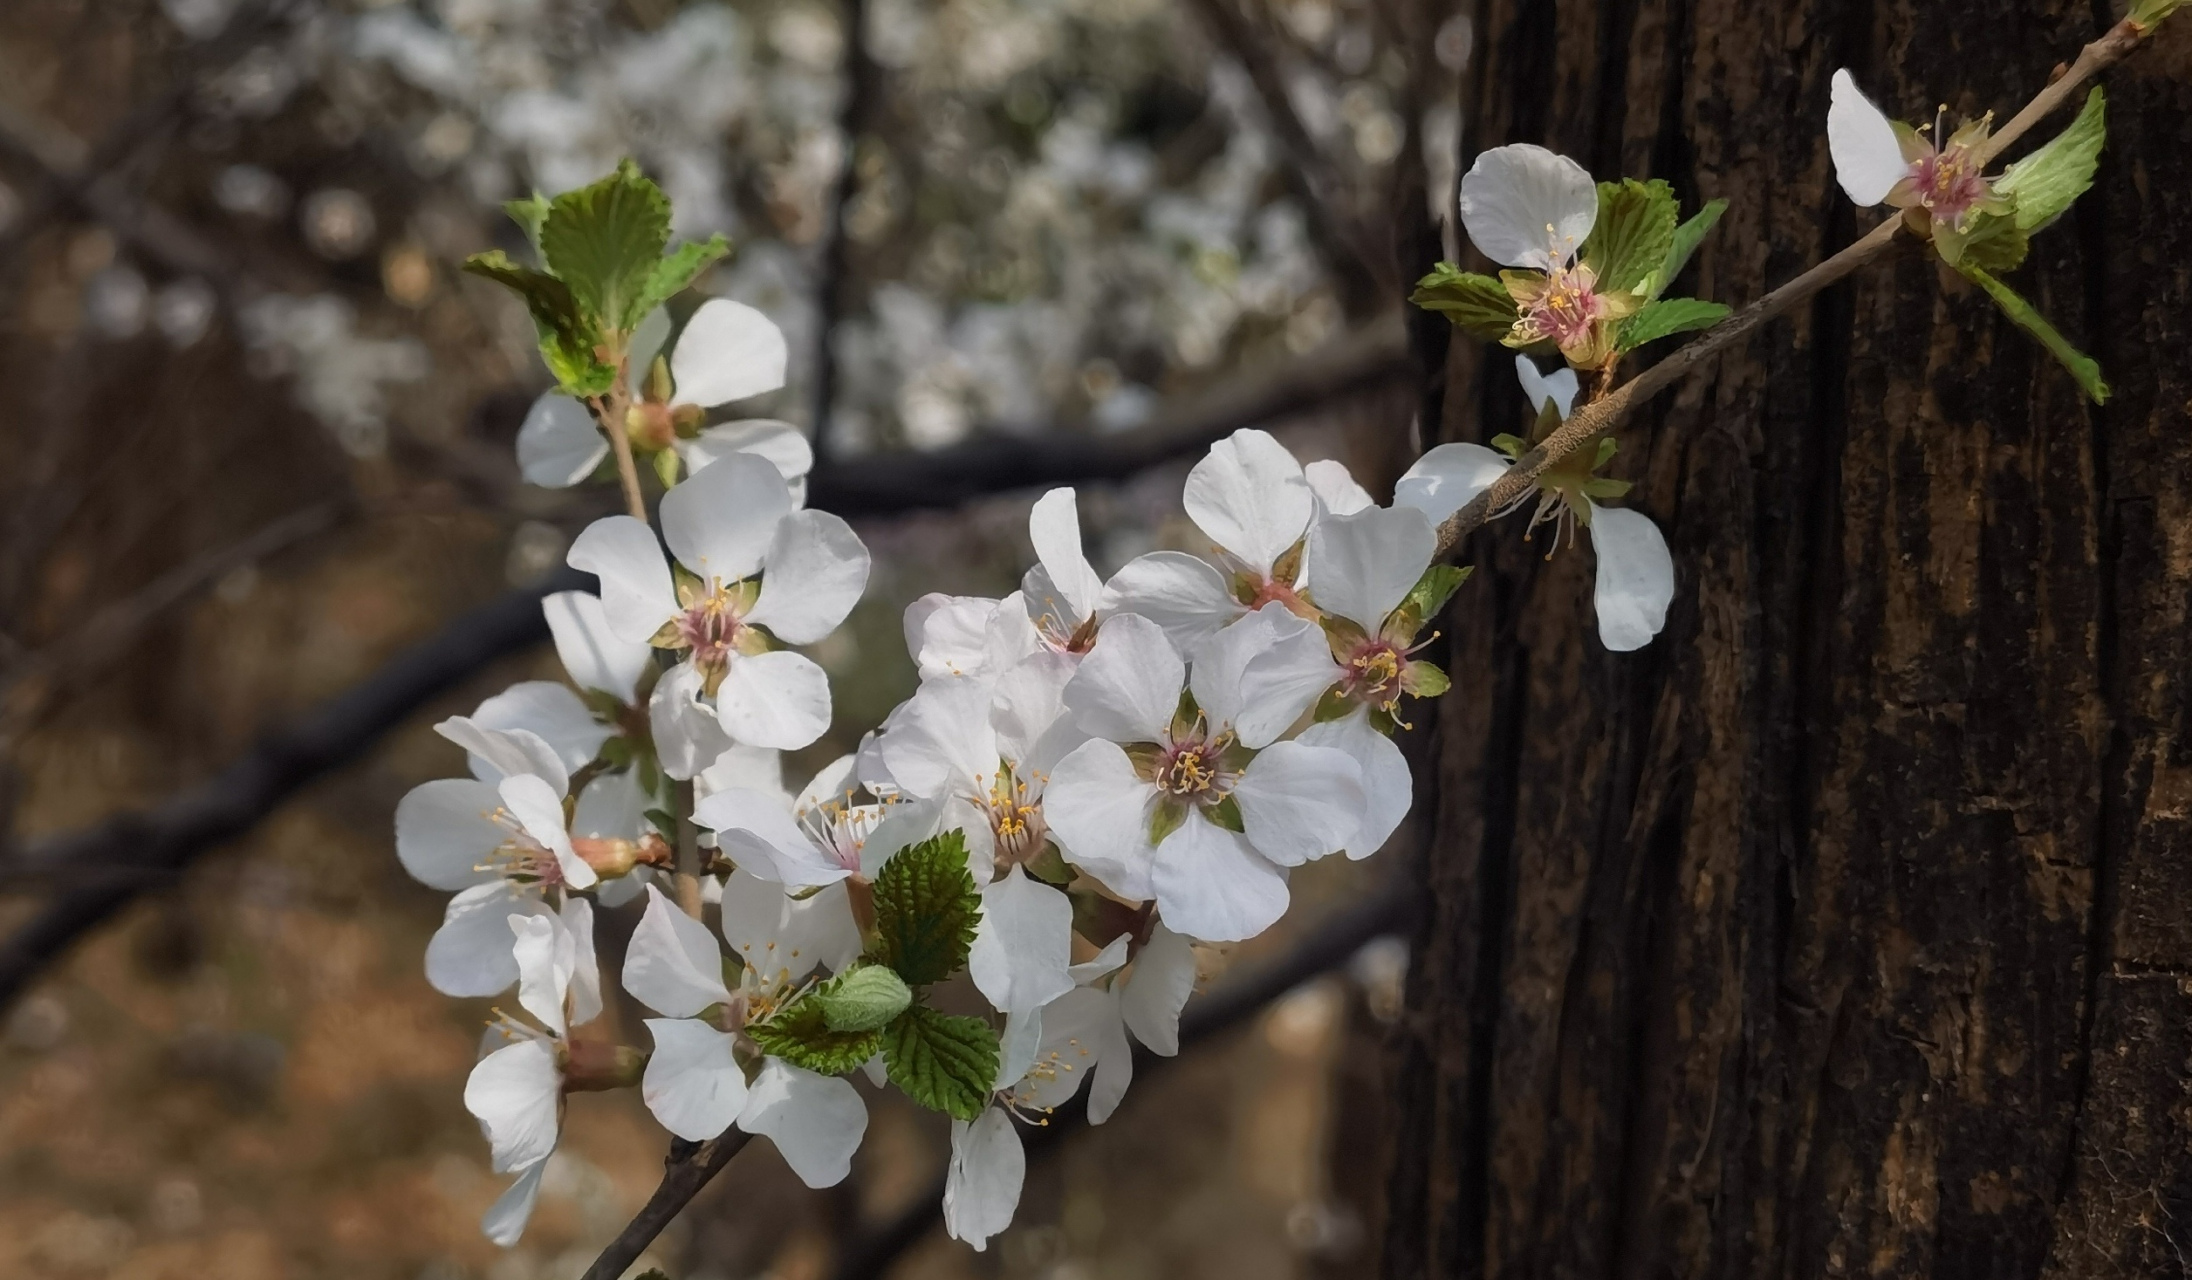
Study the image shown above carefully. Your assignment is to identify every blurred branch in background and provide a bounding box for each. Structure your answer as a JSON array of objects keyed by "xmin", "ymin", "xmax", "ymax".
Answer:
[{"xmin": 808, "ymin": 0, "xmax": 877, "ymax": 470}]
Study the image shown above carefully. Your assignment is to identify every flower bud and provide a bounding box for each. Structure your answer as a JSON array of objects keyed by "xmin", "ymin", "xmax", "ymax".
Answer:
[
  {"xmin": 561, "ymin": 1038, "xmax": 647, "ymax": 1093},
  {"xmin": 625, "ymin": 400, "xmax": 677, "ymax": 453},
  {"xmin": 570, "ymin": 832, "xmax": 675, "ymax": 880}
]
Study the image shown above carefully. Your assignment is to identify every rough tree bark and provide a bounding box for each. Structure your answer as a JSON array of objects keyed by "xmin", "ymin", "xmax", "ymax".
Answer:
[{"xmin": 1385, "ymin": 2, "xmax": 2192, "ymax": 1277}]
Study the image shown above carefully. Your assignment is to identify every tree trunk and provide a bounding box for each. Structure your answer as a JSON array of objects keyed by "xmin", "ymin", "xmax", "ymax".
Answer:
[{"xmin": 1383, "ymin": 3, "xmax": 2192, "ymax": 1277}]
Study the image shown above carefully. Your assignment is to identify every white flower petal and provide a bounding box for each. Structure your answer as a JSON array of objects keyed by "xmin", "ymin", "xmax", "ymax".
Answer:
[
  {"xmin": 642, "ymin": 1018, "xmax": 748, "ymax": 1141},
  {"xmin": 1013, "ymin": 986, "xmax": 1110, "ymax": 1113},
  {"xmin": 881, "ymin": 674, "xmax": 998, "ymax": 800},
  {"xmin": 1097, "ymin": 550, "xmax": 1240, "ymax": 649},
  {"xmin": 571, "ymin": 769, "xmax": 647, "ymax": 842},
  {"xmin": 720, "ymin": 869, "xmax": 862, "ymax": 979},
  {"xmin": 1068, "ymin": 936, "xmax": 1130, "ymax": 986},
  {"xmin": 624, "ymin": 884, "xmax": 733, "ymax": 1018},
  {"xmin": 792, "ymin": 754, "xmax": 859, "ymax": 813},
  {"xmin": 1082, "ymin": 1000, "xmax": 1135, "ymax": 1125},
  {"xmin": 904, "ymin": 593, "xmax": 1001, "ymax": 680},
  {"xmin": 856, "ymin": 796, "xmax": 943, "ymax": 880},
  {"xmin": 469, "ymin": 681, "xmax": 607, "ymax": 778},
  {"xmin": 649, "ymin": 662, "xmax": 735, "ymax": 780},
  {"xmin": 1193, "ymin": 605, "xmax": 1330, "ymax": 749},
  {"xmin": 715, "ymin": 649, "xmax": 833, "ymax": 750},
  {"xmin": 395, "ymin": 778, "xmax": 505, "ymax": 891},
  {"xmin": 516, "ymin": 392, "xmax": 605, "ymax": 488},
  {"xmin": 970, "ymin": 867, "xmax": 1075, "ymax": 1016},
  {"xmin": 671, "ymin": 298, "xmax": 788, "ymax": 407},
  {"xmin": 746, "ymin": 510, "xmax": 871, "ymax": 645},
  {"xmin": 500, "ymin": 773, "xmax": 594, "ymax": 890},
  {"xmin": 1589, "ymin": 505, "xmax": 1675, "ymax": 651},
  {"xmin": 1308, "ymin": 505, "xmax": 1437, "ymax": 634},
  {"xmin": 630, "ymin": 305, "xmax": 672, "ymax": 376},
  {"xmin": 1150, "ymin": 816, "xmax": 1289, "ymax": 943},
  {"xmin": 738, "ymin": 1059, "xmax": 868, "ymax": 1188},
  {"xmin": 678, "ymin": 418, "xmax": 814, "ymax": 483},
  {"xmin": 695, "ymin": 787, "xmax": 848, "ymax": 886},
  {"xmin": 1044, "ymin": 739, "xmax": 1159, "ymax": 901},
  {"xmin": 997, "ymin": 1008, "xmax": 1045, "ymax": 1090},
  {"xmin": 510, "ymin": 912, "xmax": 574, "ymax": 1038},
  {"xmin": 560, "ymin": 897, "xmax": 602, "ymax": 1028},
  {"xmin": 1182, "ymin": 428, "xmax": 1312, "ymax": 574},
  {"xmin": 1297, "ymin": 711, "xmax": 1411, "ymax": 858},
  {"xmin": 699, "ymin": 744, "xmax": 790, "ymax": 807},
  {"xmin": 991, "ymin": 651, "xmax": 1078, "ymax": 771},
  {"xmin": 1304, "ymin": 458, "xmax": 1374, "ymax": 517},
  {"xmin": 945, "ymin": 1107, "xmax": 1025, "ymax": 1251},
  {"xmin": 1233, "ymin": 740, "xmax": 1365, "ymax": 866},
  {"xmin": 437, "ymin": 718, "xmax": 570, "ymax": 795},
  {"xmin": 567, "ymin": 515, "xmax": 679, "ymax": 644},
  {"xmin": 661, "ymin": 451, "xmax": 792, "ymax": 585},
  {"xmin": 1513, "ymin": 354, "xmax": 1579, "ymax": 422},
  {"xmin": 1457, "ymin": 143, "xmax": 1597, "ymax": 270},
  {"xmin": 480, "ymin": 1161, "xmax": 546, "ymax": 1247},
  {"xmin": 543, "ymin": 590, "xmax": 652, "ymax": 705},
  {"xmin": 1063, "ymin": 613, "xmax": 1183, "ymax": 744},
  {"xmin": 1119, "ymin": 922, "xmax": 1196, "ymax": 1055},
  {"xmin": 427, "ymin": 882, "xmax": 550, "ymax": 998},
  {"xmin": 465, "ymin": 1039, "xmax": 562, "ymax": 1172},
  {"xmin": 1828, "ymin": 69, "xmax": 1909, "ymax": 207},
  {"xmin": 1394, "ymin": 443, "xmax": 1512, "ymax": 525},
  {"xmin": 1027, "ymin": 488, "xmax": 1106, "ymax": 624}
]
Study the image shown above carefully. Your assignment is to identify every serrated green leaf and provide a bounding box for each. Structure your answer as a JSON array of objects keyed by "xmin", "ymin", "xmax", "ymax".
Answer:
[
  {"xmin": 1654, "ymin": 198, "xmax": 1726, "ymax": 299},
  {"xmin": 1996, "ymin": 87, "xmax": 2105, "ymax": 234},
  {"xmin": 1410, "ymin": 263, "xmax": 1519, "ymax": 341},
  {"xmin": 1617, "ymin": 297, "xmax": 1731, "ymax": 350},
  {"xmin": 1582, "ymin": 179, "xmax": 1678, "ymax": 297},
  {"xmin": 869, "ymin": 830, "xmax": 980, "ymax": 986},
  {"xmin": 748, "ymin": 997, "xmax": 886, "ymax": 1076},
  {"xmin": 1957, "ymin": 212, "xmax": 2030, "ymax": 274},
  {"xmin": 1958, "ymin": 263, "xmax": 2110, "ymax": 404},
  {"xmin": 504, "ymin": 193, "xmax": 552, "ymax": 250},
  {"xmin": 463, "ymin": 249, "xmax": 614, "ymax": 395},
  {"xmin": 884, "ymin": 1006, "xmax": 1000, "ymax": 1121},
  {"xmin": 633, "ymin": 235, "xmax": 732, "ymax": 322},
  {"xmin": 816, "ymin": 964, "xmax": 914, "ymax": 1033},
  {"xmin": 540, "ymin": 159, "xmax": 673, "ymax": 336}
]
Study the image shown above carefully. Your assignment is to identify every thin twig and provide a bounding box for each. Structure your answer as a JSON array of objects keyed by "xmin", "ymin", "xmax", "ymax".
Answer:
[
  {"xmin": 578, "ymin": 1131, "xmax": 756, "ymax": 1280},
  {"xmin": 808, "ymin": 0, "xmax": 878, "ymax": 470},
  {"xmin": 1432, "ymin": 15, "xmax": 2150, "ymax": 561}
]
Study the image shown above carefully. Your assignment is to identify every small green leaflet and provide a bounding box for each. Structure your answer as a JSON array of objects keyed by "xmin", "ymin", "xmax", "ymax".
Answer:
[
  {"xmin": 1956, "ymin": 212, "xmax": 2029, "ymax": 275},
  {"xmin": 540, "ymin": 159, "xmax": 674, "ymax": 336},
  {"xmin": 634, "ymin": 235, "xmax": 732, "ymax": 325},
  {"xmin": 461, "ymin": 249, "xmax": 614, "ymax": 396},
  {"xmin": 1410, "ymin": 263, "xmax": 1518, "ymax": 341},
  {"xmin": 1958, "ymin": 263, "xmax": 2110, "ymax": 404},
  {"xmin": 815, "ymin": 964, "xmax": 913, "ymax": 1033},
  {"xmin": 748, "ymin": 998, "xmax": 885, "ymax": 1077},
  {"xmin": 1404, "ymin": 660, "xmax": 1451, "ymax": 698},
  {"xmin": 504, "ymin": 193, "xmax": 552, "ymax": 250},
  {"xmin": 1996, "ymin": 88, "xmax": 2105, "ymax": 234},
  {"xmin": 869, "ymin": 829, "xmax": 981, "ymax": 987},
  {"xmin": 1582, "ymin": 179, "xmax": 1678, "ymax": 297},
  {"xmin": 1654, "ymin": 198, "xmax": 1727, "ymax": 299},
  {"xmin": 2131, "ymin": 0, "xmax": 2186, "ymax": 27},
  {"xmin": 1617, "ymin": 297, "xmax": 1731, "ymax": 350},
  {"xmin": 883, "ymin": 1005, "xmax": 1000, "ymax": 1122},
  {"xmin": 1391, "ymin": 563, "xmax": 1471, "ymax": 639}
]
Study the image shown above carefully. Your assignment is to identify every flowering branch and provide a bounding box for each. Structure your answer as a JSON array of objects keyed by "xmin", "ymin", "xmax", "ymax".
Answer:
[
  {"xmin": 577, "ymin": 1131, "xmax": 755, "ymax": 1280},
  {"xmin": 1429, "ymin": 14, "xmax": 2154, "ymax": 563}
]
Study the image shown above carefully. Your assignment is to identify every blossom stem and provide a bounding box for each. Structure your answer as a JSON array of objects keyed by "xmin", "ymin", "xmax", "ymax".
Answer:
[
  {"xmin": 1433, "ymin": 17, "xmax": 2147, "ymax": 561},
  {"xmin": 673, "ymin": 778, "xmax": 703, "ymax": 918},
  {"xmin": 591, "ymin": 364, "xmax": 648, "ymax": 522}
]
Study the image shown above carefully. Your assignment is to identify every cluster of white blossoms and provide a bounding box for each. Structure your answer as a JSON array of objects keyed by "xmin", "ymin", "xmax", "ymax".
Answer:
[{"xmin": 399, "ymin": 241, "xmax": 1464, "ymax": 1246}]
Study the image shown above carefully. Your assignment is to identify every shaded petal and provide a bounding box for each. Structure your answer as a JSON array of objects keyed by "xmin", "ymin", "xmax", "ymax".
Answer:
[
  {"xmin": 1297, "ymin": 711, "xmax": 1410, "ymax": 858},
  {"xmin": 1151, "ymin": 816, "xmax": 1289, "ymax": 943},
  {"xmin": 1308, "ymin": 505, "xmax": 1437, "ymax": 633},
  {"xmin": 1233, "ymin": 740, "xmax": 1364, "ymax": 866},
  {"xmin": 1120, "ymin": 923, "xmax": 1196, "ymax": 1055},
  {"xmin": 1097, "ymin": 550, "xmax": 1240, "ymax": 648},
  {"xmin": 1027, "ymin": 488, "xmax": 1106, "ymax": 623},
  {"xmin": 395, "ymin": 778, "xmax": 505, "ymax": 891},
  {"xmin": 500, "ymin": 773, "xmax": 594, "ymax": 890},
  {"xmin": 1514, "ymin": 354, "xmax": 1577, "ymax": 421},
  {"xmin": 480, "ymin": 1161, "xmax": 546, "ymax": 1248},
  {"xmin": 715, "ymin": 649, "xmax": 833, "ymax": 750},
  {"xmin": 1081, "ymin": 997, "xmax": 1136, "ymax": 1125},
  {"xmin": 661, "ymin": 451, "xmax": 792, "ymax": 584},
  {"xmin": 567, "ymin": 515, "xmax": 678, "ymax": 643},
  {"xmin": 649, "ymin": 662, "xmax": 734, "ymax": 780},
  {"xmin": 1044, "ymin": 739, "xmax": 1159, "ymax": 901},
  {"xmin": 678, "ymin": 418, "xmax": 813, "ymax": 483},
  {"xmin": 641, "ymin": 1018, "xmax": 747, "ymax": 1141},
  {"xmin": 1304, "ymin": 458, "xmax": 1374, "ymax": 517},
  {"xmin": 543, "ymin": 590, "xmax": 651, "ymax": 704},
  {"xmin": 510, "ymin": 912, "xmax": 573, "ymax": 1038},
  {"xmin": 738, "ymin": 1059, "xmax": 868, "ymax": 1188},
  {"xmin": 970, "ymin": 867, "xmax": 1075, "ymax": 1016},
  {"xmin": 720, "ymin": 869, "xmax": 862, "ymax": 979},
  {"xmin": 560, "ymin": 897, "xmax": 601, "ymax": 1028},
  {"xmin": 1068, "ymin": 936, "xmax": 1130, "ymax": 986},
  {"xmin": 945, "ymin": 1107, "xmax": 1024, "ymax": 1251},
  {"xmin": 1829, "ymin": 69, "xmax": 1908, "ymax": 206},
  {"xmin": 1394, "ymin": 443, "xmax": 1512, "ymax": 525},
  {"xmin": 904, "ymin": 593, "xmax": 1001, "ymax": 680},
  {"xmin": 1589, "ymin": 506, "xmax": 1675, "ymax": 652},
  {"xmin": 997, "ymin": 1008, "xmax": 1045, "ymax": 1090},
  {"xmin": 571, "ymin": 769, "xmax": 647, "ymax": 842},
  {"xmin": 1193, "ymin": 605, "xmax": 1329, "ymax": 749},
  {"xmin": 465, "ymin": 1039, "xmax": 561, "ymax": 1172},
  {"xmin": 515, "ymin": 392, "xmax": 605, "ymax": 488},
  {"xmin": 694, "ymin": 787, "xmax": 848, "ymax": 886},
  {"xmin": 1458, "ymin": 143, "xmax": 1597, "ymax": 270},
  {"xmin": 1063, "ymin": 613, "xmax": 1183, "ymax": 745},
  {"xmin": 747, "ymin": 510, "xmax": 871, "ymax": 644},
  {"xmin": 624, "ymin": 884, "xmax": 732, "ymax": 1017},
  {"xmin": 437, "ymin": 717, "xmax": 569, "ymax": 795},
  {"xmin": 671, "ymin": 298, "xmax": 788, "ymax": 407},
  {"xmin": 469, "ymin": 681, "xmax": 606, "ymax": 778},
  {"xmin": 992, "ymin": 651, "xmax": 1077, "ymax": 770},
  {"xmin": 427, "ymin": 882, "xmax": 551, "ymax": 998},
  {"xmin": 1014, "ymin": 987, "xmax": 1110, "ymax": 1112},
  {"xmin": 699, "ymin": 744, "xmax": 790, "ymax": 808},
  {"xmin": 856, "ymin": 796, "xmax": 944, "ymax": 880},
  {"xmin": 1182, "ymin": 428, "xmax": 1311, "ymax": 574}
]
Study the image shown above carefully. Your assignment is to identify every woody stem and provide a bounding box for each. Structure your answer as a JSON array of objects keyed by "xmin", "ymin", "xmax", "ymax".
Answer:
[
  {"xmin": 673, "ymin": 778, "xmax": 703, "ymax": 919},
  {"xmin": 591, "ymin": 360, "xmax": 647, "ymax": 523}
]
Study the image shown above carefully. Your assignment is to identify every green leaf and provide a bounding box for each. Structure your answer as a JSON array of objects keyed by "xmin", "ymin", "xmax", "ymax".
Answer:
[
  {"xmin": 1410, "ymin": 263, "xmax": 1519, "ymax": 341},
  {"xmin": 540, "ymin": 159, "xmax": 674, "ymax": 336},
  {"xmin": 815, "ymin": 964, "xmax": 914, "ymax": 1033},
  {"xmin": 633, "ymin": 235, "xmax": 732, "ymax": 322},
  {"xmin": 1996, "ymin": 87, "xmax": 2105, "ymax": 234},
  {"xmin": 869, "ymin": 830, "xmax": 981, "ymax": 986},
  {"xmin": 1958, "ymin": 264, "xmax": 2111, "ymax": 404},
  {"xmin": 748, "ymin": 997, "xmax": 885, "ymax": 1076},
  {"xmin": 883, "ymin": 1006, "xmax": 1000, "ymax": 1121},
  {"xmin": 1489, "ymin": 433, "xmax": 1529, "ymax": 458},
  {"xmin": 2132, "ymin": 0, "xmax": 2187, "ymax": 30},
  {"xmin": 1581, "ymin": 179, "xmax": 1678, "ymax": 296},
  {"xmin": 1390, "ymin": 563, "xmax": 1471, "ymax": 640},
  {"xmin": 1654, "ymin": 198, "xmax": 1727, "ymax": 299},
  {"xmin": 463, "ymin": 249, "xmax": 614, "ymax": 395},
  {"xmin": 1957, "ymin": 212, "xmax": 2030, "ymax": 275},
  {"xmin": 1617, "ymin": 297, "xmax": 1731, "ymax": 350},
  {"xmin": 504, "ymin": 193, "xmax": 552, "ymax": 250}
]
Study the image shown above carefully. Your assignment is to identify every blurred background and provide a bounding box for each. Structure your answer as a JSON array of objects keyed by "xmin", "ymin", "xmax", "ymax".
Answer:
[{"xmin": 0, "ymin": 0, "xmax": 1462, "ymax": 1276}]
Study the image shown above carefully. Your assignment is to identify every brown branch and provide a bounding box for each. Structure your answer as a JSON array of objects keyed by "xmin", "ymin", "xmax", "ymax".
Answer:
[
  {"xmin": 808, "ymin": 0, "xmax": 880, "ymax": 469},
  {"xmin": 1432, "ymin": 15, "xmax": 2151, "ymax": 562},
  {"xmin": 578, "ymin": 1131, "xmax": 756, "ymax": 1280}
]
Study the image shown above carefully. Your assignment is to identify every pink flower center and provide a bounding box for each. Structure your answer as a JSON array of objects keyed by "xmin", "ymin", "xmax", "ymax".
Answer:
[
  {"xmin": 677, "ymin": 591, "xmax": 748, "ymax": 671},
  {"xmin": 1522, "ymin": 263, "xmax": 1610, "ymax": 349},
  {"xmin": 1155, "ymin": 733, "xmax": 1235, "ymax": 803},
  {"xmin": 1343, "ymin": 640, "xmax": 1405, "ymax": 708},
  {"xmin": 1909, "ymin": 145, "xmax": 1991, "ymax": 228}
]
